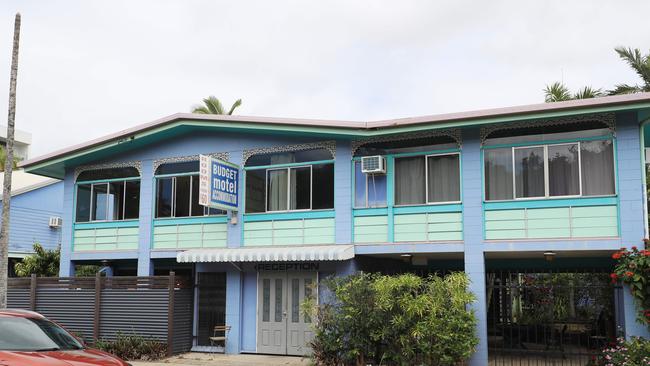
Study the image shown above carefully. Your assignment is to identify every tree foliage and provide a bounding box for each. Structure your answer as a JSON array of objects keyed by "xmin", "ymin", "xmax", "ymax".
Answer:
[
  {"xmin": 191, "ymin": 96, "xmax": 242, "ymax": 115},
  {"xmin": 304, "ymin": 272, "xmax": 478, "ymax": 366},
  {"xmin": 14, "ymin": 243, "xmax": 59, "ymax": 277},
  {"xmin": 544, "ymin": 46, "xmax": 650, "ymax": 102},
  {"xmin": 0, "ymin": 146, "xmax": 19, "ymax": 172}
]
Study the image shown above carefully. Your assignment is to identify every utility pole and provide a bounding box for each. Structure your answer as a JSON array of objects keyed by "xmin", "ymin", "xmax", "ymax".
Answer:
[{"xmin": 0, "ymin": 13, "xmax": 21, "ymax": 309}]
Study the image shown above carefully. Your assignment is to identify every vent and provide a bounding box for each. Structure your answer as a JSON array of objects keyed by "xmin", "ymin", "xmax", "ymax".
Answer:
[
  {"xmin": 360, "ymin": 156, "xmax": 386, "ymax": 174},
  {"xmin": 48, "ymin": 216, "xmax": 63, "ymax": 228}
]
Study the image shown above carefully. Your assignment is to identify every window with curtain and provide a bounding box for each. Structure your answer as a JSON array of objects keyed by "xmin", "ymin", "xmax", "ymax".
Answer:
[
  {"xmin": 394, "ymin": 153, "xmax": 460, "ymax": 205},
  {"xmin": 484, "ymin": 139, "xmax": 615, "ymax": 201},
  {"xmin": 354, "ymin": 161, "xmax": 387, "ymax": 208}
]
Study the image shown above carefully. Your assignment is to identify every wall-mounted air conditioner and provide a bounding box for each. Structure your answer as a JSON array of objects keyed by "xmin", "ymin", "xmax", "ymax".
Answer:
[
  {"xmin": 361, "ymin": 156, "xmax": 386, "ymax": 174},
  {"xmin": 48, "ymin": 216, "xmax": 63, "ymax": 228}
]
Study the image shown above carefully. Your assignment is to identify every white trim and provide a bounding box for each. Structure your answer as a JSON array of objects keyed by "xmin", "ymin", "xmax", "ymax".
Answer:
[{"xmin": 177, "ymin": 245, "xmax": 355, "ymax": 263}]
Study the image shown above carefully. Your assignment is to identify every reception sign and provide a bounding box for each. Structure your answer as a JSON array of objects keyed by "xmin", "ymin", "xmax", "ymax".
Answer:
[{"xmin": 199, "ymin": 155, "xmax": 240, "ymax": 211}]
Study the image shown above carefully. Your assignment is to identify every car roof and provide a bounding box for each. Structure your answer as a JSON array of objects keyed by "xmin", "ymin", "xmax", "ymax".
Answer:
[{"xmin": 0, "ymin": 309, "xmax": 45, "ymax": 318}]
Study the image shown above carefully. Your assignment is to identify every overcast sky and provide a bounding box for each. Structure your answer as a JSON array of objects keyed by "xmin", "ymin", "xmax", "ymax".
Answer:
[{"xmin": 1, "ymin": 1, "xmax": 649, "ymax": 156}]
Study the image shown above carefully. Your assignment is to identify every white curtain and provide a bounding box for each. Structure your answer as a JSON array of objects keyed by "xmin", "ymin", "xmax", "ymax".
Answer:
[
  {"xmin": 267, "ymin": 170, "xmax": 288, "ymax": 211},
  {"xmin": 427, "ymin": 155, "xmax": 460, "ymax": 202},
  {"xmin": 484, "ymin": 148, "xmax": 513, "ymax": 200},
  {"xmin": 395, "ymin": 157, "xmax": 425, "ymax": 205},
  {"xmin": 581, "ymin": 140, "xmax": 615, "ymax": 196}
]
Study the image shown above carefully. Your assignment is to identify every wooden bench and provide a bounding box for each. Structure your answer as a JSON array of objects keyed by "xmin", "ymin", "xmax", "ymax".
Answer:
[{"xmin": 209, "ymin": 325, "xmax": 231, "ymax": 348}]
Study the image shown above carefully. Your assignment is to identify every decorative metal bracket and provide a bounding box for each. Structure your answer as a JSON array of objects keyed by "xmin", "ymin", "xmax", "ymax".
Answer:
[
  {"xmin": 242, "ymin": 140, "xmax": 336, "ymax": 166},
  {"xmin": 74, "ymin": 161, "xmax": 142, "ymax": 181},
  {"xmin": 479, "ymin": 113, "xmax": 616, "ymax": 144},
  {"xmin": 152, "ymin": 152, "xmax": 230, "ymax": 173},
  {"xmin": 351, "ymin": 129, "xmax": 461, "ymax": 156}
]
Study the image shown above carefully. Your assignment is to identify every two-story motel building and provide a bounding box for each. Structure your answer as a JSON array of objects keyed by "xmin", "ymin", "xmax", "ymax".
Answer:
[{"xmin": 20, "ymin": 93, "xmax": 650, "ymax": 364}]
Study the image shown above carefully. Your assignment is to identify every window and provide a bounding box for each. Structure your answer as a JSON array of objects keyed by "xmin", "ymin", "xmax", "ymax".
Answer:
[
  {"xmin": 484, "ymin": 140, "xmax": 615, "ymax": 201},
  {"xmin": 244, "ymin": 150, "xmax": 334, "ymax": 213},
  {"xmin": 263, "ymin": 165, "xmax": 334, "ymax": 212},
  {"xmin": 394, "ymin": 153, "xmax": 460, "ymax": 205},
  {"xmin": 354, "ymin": 161, "xmax": 387, "ymax": 208},
  {"xmin": 76, "ymin": 180, "xmax": 140, "ymax": 223},
  {"xmin": 155, "ymin": 175, "xmax": 225, "ymax": 218}
]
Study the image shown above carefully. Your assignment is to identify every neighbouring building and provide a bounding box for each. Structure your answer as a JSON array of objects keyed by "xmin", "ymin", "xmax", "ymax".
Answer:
[
  {"xmin": 0, "ymin": 126, "xmax": 32, "ymax": 161},
  {"xmin": 1, "ymin": 170, "xmax": 63, "ymax": 276},
  {"xmin": 20, "ymin": 93, "xmax": 650, "ymax": 364}
]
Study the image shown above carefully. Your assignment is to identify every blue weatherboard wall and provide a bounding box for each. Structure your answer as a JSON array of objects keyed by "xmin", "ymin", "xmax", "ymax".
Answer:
[{"xmin": 4, "ymin": 181, "xmax": 63, "ymax": 254}]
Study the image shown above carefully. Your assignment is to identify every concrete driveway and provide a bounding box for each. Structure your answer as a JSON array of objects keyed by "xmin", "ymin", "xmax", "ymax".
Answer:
[{"xmin": 130, "ymin": 353, "xmax": 310, "ymax": 366}]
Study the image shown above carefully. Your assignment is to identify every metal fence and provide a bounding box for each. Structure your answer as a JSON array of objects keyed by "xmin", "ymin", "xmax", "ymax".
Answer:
[
  {"xmin": 6, "ymin": 273, "xmax": 193, "ymax": 356},
  {"xmin": 486, "ymin": 269, "xmax": 618, "ymax": 366}
]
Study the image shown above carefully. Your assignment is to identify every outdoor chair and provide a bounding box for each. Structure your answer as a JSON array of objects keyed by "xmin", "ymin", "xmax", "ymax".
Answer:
[{"xmin": 209, "ymin": 325, "xmax": 231, "ymax": 349}]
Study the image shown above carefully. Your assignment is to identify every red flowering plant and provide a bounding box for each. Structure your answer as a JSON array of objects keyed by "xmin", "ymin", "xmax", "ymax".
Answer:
[{"xmin": 611, "ymin": 241, "xmax": 650, "ymax": 327}]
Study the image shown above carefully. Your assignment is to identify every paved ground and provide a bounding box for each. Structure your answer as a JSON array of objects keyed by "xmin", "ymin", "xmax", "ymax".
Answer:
[{"xmin": 130, "ymin": 353, "xmax": 310, "ymax": 366}]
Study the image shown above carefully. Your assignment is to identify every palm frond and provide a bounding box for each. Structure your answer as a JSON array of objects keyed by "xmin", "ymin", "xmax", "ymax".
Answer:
[
  {"xmin": 573, "ymin": 86, "xmax": 603, "ymax": 99},
  {"xmin": 203, "ymin": 96, "xmax": 225, "ymax": 114},
  {"xmin": 608, "ymin": 83, "xmax": 642, "ymax": 95},
  {"xmin": 614, "ymin": 47, "xmax": 650, "ymax": 87},
  {"xmin": 191, "ymin": 105, "xmax": 210, "ymax": 114},
  {"xmin": 227, "ymin": 99, "xmax": 242, "ymax": 115},
  {"xmin": 544, "ymin": 82, "xmax": 573, "ymax": 103}
]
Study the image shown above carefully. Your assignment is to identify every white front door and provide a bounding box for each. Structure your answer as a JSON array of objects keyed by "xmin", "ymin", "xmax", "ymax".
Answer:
[{"xmin": 257, "ymin": 271, "xmax": 317, "ymax": 355}]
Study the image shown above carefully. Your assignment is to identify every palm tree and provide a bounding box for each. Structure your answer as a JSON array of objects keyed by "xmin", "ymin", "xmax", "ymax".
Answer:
[
  {"xmin": 192, "ymin": 96, "xmax": 242, "ymax": 115},
  {"xmin": 1, "ymin": 13, "xmax": 21, "ymax": 309},
  {"xmin": 544, "ymin": 82, "xmax": 603, "ymax": 103},
  {"xmin": 609, "ymin": 47, "xmax": 650, "ymax": 95}
]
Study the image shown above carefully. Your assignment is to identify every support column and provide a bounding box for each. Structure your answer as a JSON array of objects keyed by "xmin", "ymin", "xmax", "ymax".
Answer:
[
  {"xmin": 225, "ymin": 270, "xmax": 242, "ymax": 354},
  {"xmin": 335, "ymin": 139, "xmax": 353, "ymax": 244},
  {"xmin": 59, "ymin": 171, "xmax": 75, "ymax": 276},
  {"xmin": 461, "ymin": 129, "xmax": 489, "ymax": 365},
  {"xmin": 227, "ymin": 153, "xmax": 243, "ymax": 248},
  {"xmin": 137, "ymin": 160, "xmax": 154, "ymax": 276},
  {"xmin": 616, "ymin": 112, "xmax": 650, "ymax": 338}
]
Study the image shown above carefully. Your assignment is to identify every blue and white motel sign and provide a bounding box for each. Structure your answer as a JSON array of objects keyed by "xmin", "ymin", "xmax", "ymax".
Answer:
[{"xmin": 199, "ymin": 154, "xmax": 240, "ymax": 211}]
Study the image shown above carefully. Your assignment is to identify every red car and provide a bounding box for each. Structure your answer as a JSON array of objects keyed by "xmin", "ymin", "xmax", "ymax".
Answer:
[{"xmin": 0, "ymin": 309, "xmax": 131, "ymax": 366}]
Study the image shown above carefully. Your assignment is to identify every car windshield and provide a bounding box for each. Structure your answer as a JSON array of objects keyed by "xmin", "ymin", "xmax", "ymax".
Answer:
[{"xmin": 0, "ymin": 317, "xmax": 84, "ymax": 351}]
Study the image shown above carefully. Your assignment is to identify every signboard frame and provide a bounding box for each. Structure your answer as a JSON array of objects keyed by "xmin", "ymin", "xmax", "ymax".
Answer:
[{"xmin": 199, "ymin": 154, "xmax": 240, "ymax": 212}]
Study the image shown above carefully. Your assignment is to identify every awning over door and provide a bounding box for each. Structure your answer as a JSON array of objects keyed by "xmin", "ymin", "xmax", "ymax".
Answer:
[{"xmin": 177, "ymin": 245, "xmax": 355, "ymax": 263}]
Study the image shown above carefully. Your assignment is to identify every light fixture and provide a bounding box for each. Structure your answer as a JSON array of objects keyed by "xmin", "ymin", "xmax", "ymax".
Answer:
[
  {"xmin": 400, "ymin": 253, "xmax": 412, "ymax": 258},
  {"xmin": 543, "ymin": 251, "xmax": 556, "ymax": 262}
]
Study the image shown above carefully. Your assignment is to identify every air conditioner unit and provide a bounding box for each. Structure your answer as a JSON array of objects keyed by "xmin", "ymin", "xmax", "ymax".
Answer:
[
  {"xmin": 48, "ymin": 216, "xmax": 63, "ymax": 228},
  {"xmin": 361, "ymin": 156, "xmax": 386, "ymax": 174}
]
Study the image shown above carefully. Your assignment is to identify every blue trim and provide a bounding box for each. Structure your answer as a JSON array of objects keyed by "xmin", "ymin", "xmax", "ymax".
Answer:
[
  {"xmin": 243, "ymin": 210, "xmax": 335, "ymax": 222},
  {"xmin": 153, "ymin": 216, "xmax": 228, "ymax": 226},
  {"xmin": 76, "ymin": 177, "xmax": 140, "ymax": 184},
  {"xmin": 483, "ymin": 196, "xmax": 617, "ymax": 210},
  {"xmin": 351, "ymin": 148, "xmax": 461, "ymax": 160},
  {"xmin": 393, "ymin": 203, "xmax": 462, "ymax": 214},
  {"xmin": 482, "ymin": 135, "xmax": 613, "ymax": 150},
  {"xmin": 73, "ymin": 220, "xmax": 140, "ymax": 229},
  {"xmin": 353, "ymin": 207, "xmax": 389, "ymax": 217},
  {"xmin": 244, "ymin": 160, "xmax": 335, "ymax": 170},
  {"xmin": 154, "ymin": 172, "xmax": 198, "ymax": 178}
]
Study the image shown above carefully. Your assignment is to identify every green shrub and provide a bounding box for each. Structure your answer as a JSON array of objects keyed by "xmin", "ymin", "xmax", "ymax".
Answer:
[
  {"xmin": 588, "ymin": 337, "xmax": 650, "ymax": 365},
  {"xmin": 303, "ymin": 272, "xmax": 478, "ymax": 366},
  {"xmin": 95, "ymin": 332, "xmax": 167, "ymax": 361}
]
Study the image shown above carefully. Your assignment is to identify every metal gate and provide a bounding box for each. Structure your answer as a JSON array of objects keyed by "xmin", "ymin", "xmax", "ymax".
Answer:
[{"xmin": 487, "ymin": 269, "xmax": 618, "ymax": 365}]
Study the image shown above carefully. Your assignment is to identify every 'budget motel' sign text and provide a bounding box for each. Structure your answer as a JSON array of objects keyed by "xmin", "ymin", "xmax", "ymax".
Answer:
[{"xmin": 198, "ymin": 155, "xmax": 239, "ymax": 211}]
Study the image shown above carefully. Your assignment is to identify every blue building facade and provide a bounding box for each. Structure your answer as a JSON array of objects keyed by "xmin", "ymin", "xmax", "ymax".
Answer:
[
  {"xmin": 3, "ymin": 177, "xmax": 63, "ymax": 275},
  {"xmin": 21, "ymin": 94, "xmax": 650, "ymax": 363}
]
